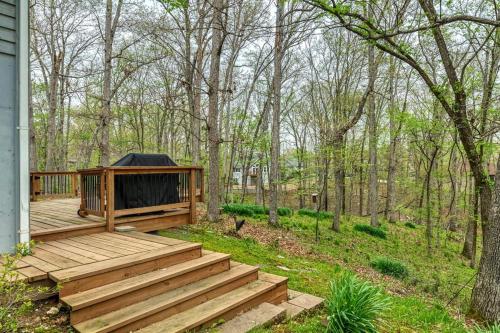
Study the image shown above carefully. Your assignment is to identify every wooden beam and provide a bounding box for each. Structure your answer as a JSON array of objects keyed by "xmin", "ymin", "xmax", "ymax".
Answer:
[
  {"xmin": 190, "ymin": 169, "xmax": 197, "ymax": 224},
  {"xmin": 106, "ymin": 169, "xmax": 115, "ymax": 233}
]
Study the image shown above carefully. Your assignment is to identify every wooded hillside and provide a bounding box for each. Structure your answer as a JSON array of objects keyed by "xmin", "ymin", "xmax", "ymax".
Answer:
[{"xmin": 28, "ymin": 0, "xmax": 499, "ymax": 329}]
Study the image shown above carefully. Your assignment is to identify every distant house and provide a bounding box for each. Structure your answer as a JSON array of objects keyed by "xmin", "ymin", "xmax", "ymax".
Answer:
[
  {"xmin": 232, "ymin": 165, "xmax": 269, "ymax": 187},
  {"xmin": 0, "ymin": 1, "xmax": 30, "ymax": 253}
]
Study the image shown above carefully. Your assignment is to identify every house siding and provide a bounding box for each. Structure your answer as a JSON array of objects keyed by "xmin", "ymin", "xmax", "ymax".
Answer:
[{"xmin": 0, "ymin": 0, "xmax": 19, "ymax": 253}]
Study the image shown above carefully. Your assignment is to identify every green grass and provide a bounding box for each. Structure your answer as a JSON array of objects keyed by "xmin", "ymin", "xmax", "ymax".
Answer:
[
  {"xmin": 371, "ymin": 257, "xmax": 410, "ymax": 279},
  {"xmin": 353, "ymin": 224, "xmax": 387, "ymax": 239},
  {"xmin": 158, "ymin": 211, "xmax": 476, "ymax": 332}
]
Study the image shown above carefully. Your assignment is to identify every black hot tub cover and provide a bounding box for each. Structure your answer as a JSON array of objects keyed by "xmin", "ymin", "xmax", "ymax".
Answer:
[{"xmin": 112, "ymin": 153, "xmax": 179, "ymax": 211}]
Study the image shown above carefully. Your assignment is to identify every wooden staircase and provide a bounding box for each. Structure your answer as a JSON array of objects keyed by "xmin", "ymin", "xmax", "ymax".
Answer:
[{"xmin": 52, "ymin": 234, "xmax": 288, "ymax": 333}]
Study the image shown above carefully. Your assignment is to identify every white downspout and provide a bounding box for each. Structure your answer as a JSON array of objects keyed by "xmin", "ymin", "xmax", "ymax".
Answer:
[{"xmin": 18, "ymin": 0, "xmax": 30, "ymax": 244}]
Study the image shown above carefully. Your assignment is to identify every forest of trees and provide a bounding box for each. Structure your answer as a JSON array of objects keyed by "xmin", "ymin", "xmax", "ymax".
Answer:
[{"xmin": 28, "ymin": 0, "xmax": 499, "ymax": 323}]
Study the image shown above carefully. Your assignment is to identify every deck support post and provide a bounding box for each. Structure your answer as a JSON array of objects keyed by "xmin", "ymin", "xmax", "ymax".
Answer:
[
  {"xmin": 106, "ymin": 169, "xmax": 115, "ymax": 232},
  {"xmin": 190, "ymin": 169, "xmax": 196, "ymax": 224},
  {"xmin": 200, "ymin": 168, "xmax": 205, "ymax": 202},
  {"xmin": 72, "ymin": 173, "xmax": 79, "ymax": 197},
  {"xmin": 31, "ymin": 174, "xmax": 37, "ymax": 202}
]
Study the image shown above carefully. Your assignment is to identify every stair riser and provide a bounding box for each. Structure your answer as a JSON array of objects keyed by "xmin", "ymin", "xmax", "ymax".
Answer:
[
  {"xmin": 70, "ymin": 259, "xmax": 231, "ymax": 325},
  {"xmin": 60, "ymin": 248, "xmax": 202, "ymax": 297},
  {"xmin": 111, "ymin": 271, "xmax": 259, "ymax": 333},
  {"xmin": 195, "ymin": 284, "xmax": 288, "ymax": 333}
]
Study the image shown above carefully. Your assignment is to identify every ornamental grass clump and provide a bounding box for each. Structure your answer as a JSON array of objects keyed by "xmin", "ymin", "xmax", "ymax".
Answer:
[
  {"xmin": 297, "ymin": 208, "xmax": 333, "ymax": 219},
  {"xmin": 221, "ymin": 203, "xmax": 292, "ymax": 217},
  {"xmin": 404, "ymin": 222, "xmax": 416, "ymax": 229},
  {"xmin": 326, "ymin": 272, "xmax": 391, "ymax": 333},
  {"xmin": 353, "ymin": 224, "xmax": 387, "ymax": 239},
  {"xmin": 474, "ymin": 324, "xmax": 500, "ymax": 333},
  {"xmin": 370, "ymin": 257, "xmax": 409, "ymax": 279}
]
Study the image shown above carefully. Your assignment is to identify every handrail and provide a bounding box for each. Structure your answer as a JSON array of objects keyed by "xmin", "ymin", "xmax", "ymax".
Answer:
[
  {"xmin": 30, "ymin": 171, "xmax": 79, "ymax": 201},
  {"xmin": 77, "ymin": 166, "xmax": 204, "ymax": 232}
]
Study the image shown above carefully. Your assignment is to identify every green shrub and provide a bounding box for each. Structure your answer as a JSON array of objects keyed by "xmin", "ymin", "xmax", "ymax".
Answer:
[
  {"xmin": 221, "ymin": 204, "xmax": 254, "ymax": 217},
  {"xmin": 277, "ymin": 207, "xmax": 293, "ymax": 216},
  {"xmin": 326, "ymin": 272, "xmax": 391, "ymax": 333},
  {"xmin": 475, "ymin": 323, "xmax": 500, "ymax": 333},
  {"xmin": 404, "ymin": 222, "xmax": 416, "ymax": 229},
  {"xmin": 297, "ymin": 208, "xmax": 333, "ymax": 219},
  {"xmin": 370, "ymin": 257, "xmax": 409, "ymax": 279},
  {"xmin": 353, "ymin": 224, "xmax": 387, "ymax": 239},
  {"xmin": 1, "ymin": 250, "xmax": 53, "ymax": 332},
  {"xmin": 221, "ymin": 204, "xmax": 291, "ymax": 217}
]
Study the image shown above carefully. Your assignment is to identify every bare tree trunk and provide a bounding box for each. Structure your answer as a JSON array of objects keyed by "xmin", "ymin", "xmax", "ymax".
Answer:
[
  {"xmin": 462, "ymin": 176, "xmax": 478, "ymax": 267},
  {"xmin": 99, "ymin": 0, "xmax": 122, "ymax": 166},
  {"xmin": 207, "ymin": 0, "xmax": 224, "ymax": 222},
  {"xmin": 359, "ymin": 123, "xmax": 367, "ymax": 215},
  {"xmin": 269, "ymin": 1, "xmax": 283, "ymax": 226},
  {"xmin": 385, "ymin": 58, "xmax": 397, "ymax": 223},
  {"xmin": 471, "ymin": 156, "xmax": 500, "ymax": 322},
  {"xmin": 321, "ymin": 155, "xmax": 329, "ymax": 211},
  {"xmin": 367, "ymin": 32, "xmax": 379, "ymax": 227},
  {"xmin": 448, "ymin": 140, "xmax": 459, "ymax": 231},
  {"xmin": 45, "ymin": 53, "xmax": 62, "ymax": 171},
  {"xmin": 425, "ymin": 147, "xmax": 438, "ymax": 256},
  {"xmin": 332, "ymin": 138, "xmax": 343, "ymax": 232}
]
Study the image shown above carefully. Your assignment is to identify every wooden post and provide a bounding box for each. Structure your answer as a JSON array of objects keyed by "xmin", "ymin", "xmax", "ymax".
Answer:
[
  {"xmin": 80, "ymin": 173, "xmax": 86, "ymax": 212},
  {"xmin": 100, "ymin": 171, "xmax": 106, "ymax": 214},
  {"xmin": 72, "ymin": 173, "xmax": 79, "ymax": 197},
  {"xmin": 200, "ymin": 168, "xmax": 205, "ymax": 202},
  {"xmin": 190, "ymin": 168, "xmax": 197, "ymax": 224},
  {"xmin": 106, "ymin": 169, "xmax": 115, "ymax": 232},
  {"xmin": 30, "ymin": 174, "xmax": 36, "ymax": 201}
]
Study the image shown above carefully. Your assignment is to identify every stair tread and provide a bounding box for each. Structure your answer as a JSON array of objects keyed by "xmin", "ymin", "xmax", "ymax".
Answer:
[
  {"xmin": 49, "ymin": 242, "xmax": 201, "ymax": 283},
  {"xmin": 136, "ymin": 279, "xmax": 276, "ymax": 333},
  {"xmin": 62, "ymin": 252, "xmax": 230, "ymax": 310},
  {"xmin": 73, "ymin": 264, "xmax": 259, "ymax": 333},
  {"xmin": 216, "ymin": 302, "xmax": 286, "ymax": 333}
]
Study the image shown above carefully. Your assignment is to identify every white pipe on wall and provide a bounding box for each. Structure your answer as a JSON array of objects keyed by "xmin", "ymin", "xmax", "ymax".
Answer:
[{"xmin": 18, "ymin": 0, "xmax": 30, "ymax": 244}]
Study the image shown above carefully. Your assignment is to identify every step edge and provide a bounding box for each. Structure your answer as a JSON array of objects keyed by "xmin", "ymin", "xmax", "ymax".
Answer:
[
  {"xmin": 216, "ymin": 302, "xmax": 287, "ymax": 333},
  {"xmin": 73, "ymin": 265, "xmax": 259, "ymax": 333},
  {"xmin": 137, "ymin": 278, "xmax": 278, "ymax": 333},
  {"xmin": 63, "ymin": 253, "xmax": 231, "ymax": 310},
  {"xmin": 49, "ymin": 242, "xmax": 202, "ymax": 283}
]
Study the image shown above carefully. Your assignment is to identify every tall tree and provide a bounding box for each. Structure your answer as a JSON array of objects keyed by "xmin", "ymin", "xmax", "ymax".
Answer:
[
  {"xmin": 99, "ymin": 0, "xmax": 123, "ymax": 166},
  {"xmin": 471, "ymin": 156, "xmax": 500, "ymax": 322},
  {"xmin": 207, "ymin": 0, "xmax": 225, "ymax": 222},
  {"xmin": 269, "ymin": 0, "xmax": 284, "ymax": 226},
  {"xmin": 367, "ymin": 4, "xmax": 379, "ymax": 228}
]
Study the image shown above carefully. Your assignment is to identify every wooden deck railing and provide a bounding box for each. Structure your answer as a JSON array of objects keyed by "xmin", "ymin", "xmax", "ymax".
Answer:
[
  {"xmin": 30, "ymin": 171, "xmax": 79, "ymax": 201},
  {"xmin": 78, "ymin": 166, "xmax": 204, "ymax": 232}
]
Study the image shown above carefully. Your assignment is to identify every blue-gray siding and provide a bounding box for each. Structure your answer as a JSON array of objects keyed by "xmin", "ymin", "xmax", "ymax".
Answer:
[{"xmin": 0, "ymin": 0, "xmax": 19, "ymax": 253}]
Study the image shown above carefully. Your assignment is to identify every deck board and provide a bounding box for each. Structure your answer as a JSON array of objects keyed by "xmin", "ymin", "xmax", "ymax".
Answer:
[
  {"xmin": 4, "ymin": 232, "xmax": 189, "ymax": 285},
  {"xmin": 30, "ymin": 198, "xmax": 106, "ymax": 239}
]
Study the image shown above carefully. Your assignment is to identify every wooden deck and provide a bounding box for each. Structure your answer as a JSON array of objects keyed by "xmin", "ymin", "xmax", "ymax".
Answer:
[
  {"xmin": 4, "ymin": 231, "xmax": 291, "ymax": 332},
  {"xmin": 30, "ymin": 198, "xmax": 191, "ymax": 241},
  {"xmin": 30, "ymin": 198, "xmax": 106, "ymax": 241},
  {"xmin": 6, "ymin": 231, "xmax": 183, "ymax": 283}
]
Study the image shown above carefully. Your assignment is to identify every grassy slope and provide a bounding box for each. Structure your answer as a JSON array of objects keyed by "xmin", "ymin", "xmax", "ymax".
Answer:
[{"xmin": 159, "ymin": 213, "xmax": 477, "ymax": 332}]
